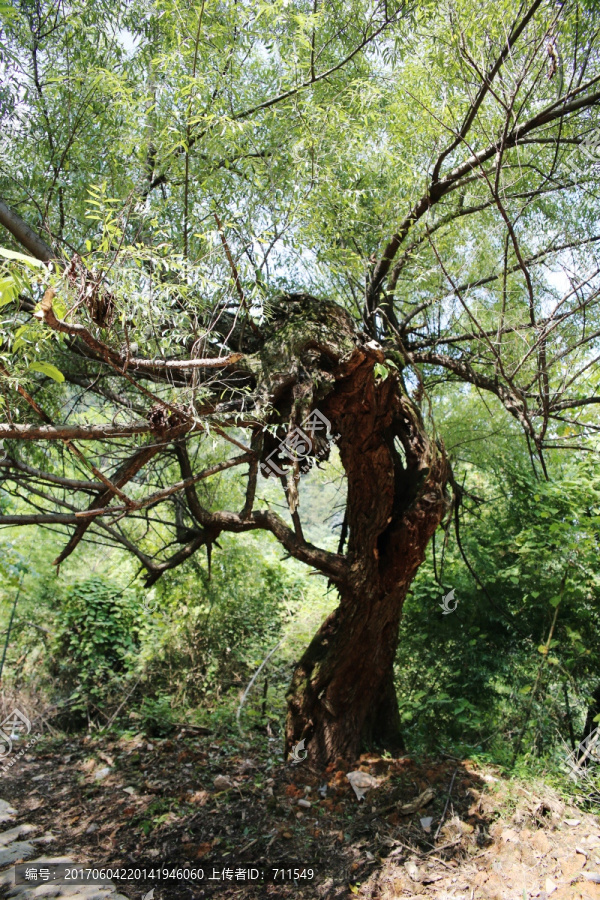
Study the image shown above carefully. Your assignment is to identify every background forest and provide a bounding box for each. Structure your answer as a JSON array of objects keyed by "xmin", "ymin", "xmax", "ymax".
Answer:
[{"xmin": 2, "ymin": 391, "xmax": 599, "ymax": 786}]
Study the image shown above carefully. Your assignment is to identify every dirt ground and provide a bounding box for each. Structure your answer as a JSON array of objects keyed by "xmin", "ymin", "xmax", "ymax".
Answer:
[{"xmin": 1, "ymin": 728, "xmax": 600, "ymax": 900}]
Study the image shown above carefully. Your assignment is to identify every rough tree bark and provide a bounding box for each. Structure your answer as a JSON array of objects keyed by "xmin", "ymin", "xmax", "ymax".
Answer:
[{"xmin": 251, "ymin": 296, "xmax": 450, "ymax": 766}]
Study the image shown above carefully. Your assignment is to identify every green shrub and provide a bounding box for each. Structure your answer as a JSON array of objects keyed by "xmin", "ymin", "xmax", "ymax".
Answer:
[{"xmin": 49, "ymin": 576, "xmax": 141, "ymax": 717}]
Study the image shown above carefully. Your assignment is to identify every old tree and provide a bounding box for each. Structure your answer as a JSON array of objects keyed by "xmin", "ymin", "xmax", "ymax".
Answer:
[{"xmin": 1, "ymin": 0, "xmax": 600, "ymax": 764}]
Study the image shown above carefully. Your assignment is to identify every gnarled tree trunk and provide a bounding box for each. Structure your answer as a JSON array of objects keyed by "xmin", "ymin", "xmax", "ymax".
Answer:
[
  {"xmin": 235, "ymin": 294, "xmax": 449, "ymax": 767},
  {"xmin": 282, "ymin": 333, "xmax": 449, "ymax": 765}
]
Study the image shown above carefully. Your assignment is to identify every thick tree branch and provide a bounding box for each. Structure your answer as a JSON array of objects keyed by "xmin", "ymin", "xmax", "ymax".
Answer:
[
  {"xmin": 0, "ymin": 422, "xmax": 156, "ymax": 440},
  {"xmin": 36, "ymin": 289, "xmax": 244, "ymax": 374},
  {"xmin": 0, "ymin": 198, "xmax": 54, "ymax": 262}
]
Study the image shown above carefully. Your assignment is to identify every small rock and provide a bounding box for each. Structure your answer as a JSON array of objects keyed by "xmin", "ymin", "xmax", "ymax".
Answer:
[
  {"xmin": 565, "ymin": 818, "xmax": 581, "ymax": 826},
  {"xmin": 0, "ymin": 841, "xmax": 35, "ymax": 866},
  {"xmin": 584, "ymin": 873, "xmax": 600, "ymax": 883},
  {"xmin": 85, "ymin": 823, "xmax": 99, "ymax": 834},
  {"xmin": 93, "ymin": 766, "xmax": 111, "ymax": 781},
  {"xmin": 32, "ymin": 833, "xmax": 56, "ymax": 844},
  {"xmin": 0, "ymin": 824, "xmax": 36, "ymax": 846},
  {"xmin": 213, "ymin": 775, "xmax": 233, "ymax": 791},
  {"xmin": 298, "ymin": 798, "xmax": 311, "ymax": 808},
  {"xmin": 405, "ymin": 860, "xmax": 420, "ymax": 882},
  {"xmin": 420, "ymin": 816, "xmax": 433, "ymax": 832},
  {"xmin": 545, "ymin": 877, "xmax": 557, "ymax": 894}
]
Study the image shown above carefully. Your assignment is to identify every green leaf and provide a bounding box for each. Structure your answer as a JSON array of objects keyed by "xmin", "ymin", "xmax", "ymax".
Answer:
[
  {"xmin": 549, "ymin": 595, "xmax": 561, "ymax": 607},
  {"xmin": 0, "ymin": 276, "xmax": 17, "ymax": 308},
  {"xmin": 29, "ymin": 362, "xmax": 65, "ymax": 383},
  {"xmin": 0, "ymin": 248, "xmax": 45, "ymax": 268}
]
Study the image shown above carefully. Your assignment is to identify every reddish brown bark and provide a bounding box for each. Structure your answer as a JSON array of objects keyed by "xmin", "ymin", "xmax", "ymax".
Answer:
[{"xmin": 285, "ymin": 352, "xmax": 450, "ymax": 765}]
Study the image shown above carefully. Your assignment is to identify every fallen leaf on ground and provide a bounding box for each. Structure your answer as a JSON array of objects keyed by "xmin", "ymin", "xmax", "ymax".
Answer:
[{"xmin": 346, "ymin": 771, "xmax": 379, "ymax": 801}]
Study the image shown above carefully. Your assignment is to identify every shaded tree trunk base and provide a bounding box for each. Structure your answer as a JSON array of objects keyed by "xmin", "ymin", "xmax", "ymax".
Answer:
[{"xmin": 362, "ymin": 668, "xmax": 405, "ymax": 756}]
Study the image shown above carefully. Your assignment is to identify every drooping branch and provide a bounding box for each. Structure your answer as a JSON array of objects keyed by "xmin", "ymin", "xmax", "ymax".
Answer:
[
  {"xmin": 408, "ymin": 349, "xmax": 536, "ymax": 438},
  {"xmin": 51, "ymin": 438, "xmax": 178, "ymax": 566}
]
